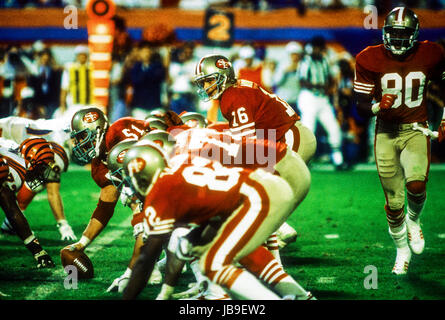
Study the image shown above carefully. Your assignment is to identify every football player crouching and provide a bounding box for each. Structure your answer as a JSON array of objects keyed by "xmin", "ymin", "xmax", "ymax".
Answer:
[
  {"xmin": 65, "ymin": 107, "xmax": 152, "ymax": 255},
  {"xmin": 122, "ymin": 141, "xmax": 314, "ymax": 300},
  {"xmin": 0, "ymin": 151, "xmax": 55, "ymax": 269},
  {"xmin": 0, "ymin": 137, "xmax": 76, "ymax": 241},
  {"xmin": 104, "ymin": 140, "xmax": 163, "ymax": 293}
]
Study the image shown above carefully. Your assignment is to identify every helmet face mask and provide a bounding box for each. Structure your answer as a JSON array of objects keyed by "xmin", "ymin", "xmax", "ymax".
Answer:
[
  {"xmin": 25, "ymin": 161, "xmax": 52, "ymax": 191},
  {"xmin": 382, "ymin": 7, "xmax": 419, "ymax": 56}
]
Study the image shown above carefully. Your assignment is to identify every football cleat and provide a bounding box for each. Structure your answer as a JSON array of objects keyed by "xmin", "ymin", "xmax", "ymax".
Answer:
[
  {"xmin": 392, "ymin": 247, "xmax": 411, "ymax": 275},
  {"xmin": 276, "ymin": 222, "xmax": 298, "ymax": 249},
  {"xmin": 179, "ymin": 280, "xmax": 231, "ymax": 300},
  {"xmin": 406, "ymin": 217, "xmax": 425, "ymax": 255}
]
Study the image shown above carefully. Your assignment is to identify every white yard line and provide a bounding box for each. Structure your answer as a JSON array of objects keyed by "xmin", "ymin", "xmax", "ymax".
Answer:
[{"xmin": 24, "ymin": 215, "xmax": 132, "ymax": 300}]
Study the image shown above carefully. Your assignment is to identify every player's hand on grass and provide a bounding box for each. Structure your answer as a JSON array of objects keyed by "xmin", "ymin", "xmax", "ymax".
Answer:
[
  {"xmin": 107, "ymin": 268, "xmax": 132, "ymax": 293},
  {"xmin": 57, "ymin": 221, "xmax": 77, "ymax": 241},
  {"xmin": 34, "ymin": 250, "xmax": 55, "ymax": 269}
]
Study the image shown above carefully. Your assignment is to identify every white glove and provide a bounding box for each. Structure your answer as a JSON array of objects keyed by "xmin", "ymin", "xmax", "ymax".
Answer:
[
  {"xmin": 57, "ymin": 220, "xmax": 77, "ymax": 241},
  {"xmin": 107, "ymin": 268, "xmax": 132, "ymax": 293}
]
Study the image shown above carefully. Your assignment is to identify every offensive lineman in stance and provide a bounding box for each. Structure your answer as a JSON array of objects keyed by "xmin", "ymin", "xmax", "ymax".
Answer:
[{"xmin": 354, "ymin": 7, "xmax": 445, "ymax": 274}]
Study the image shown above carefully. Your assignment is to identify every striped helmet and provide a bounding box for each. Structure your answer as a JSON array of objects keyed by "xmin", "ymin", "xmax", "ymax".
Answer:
[
  {"xmin": 383, "ymin": 7, "xmax": 419, "ymax": 56},
  {"xmin": 194, "ymin": 54, "xmax": 236, "ymax": 101},
  {"xmin": 19, "ymin": 138, "xmax": 55, "ymax": 190}
]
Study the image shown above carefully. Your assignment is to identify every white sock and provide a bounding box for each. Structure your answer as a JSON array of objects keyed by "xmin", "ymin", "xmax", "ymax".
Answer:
[
  {"xmin": 407, "ymin": 195, "xmax": 426, "ymax": 222},
  {"xmin": 332, "ymin": 150, "xmax": 343, "ymax": 166},
  {"xmin": 190, "ymin": 259, "xmax": 208, "ymax": 285},
  {"xmin": 388, "ymin": 224, "xmax": 409, "ymax": 249}
]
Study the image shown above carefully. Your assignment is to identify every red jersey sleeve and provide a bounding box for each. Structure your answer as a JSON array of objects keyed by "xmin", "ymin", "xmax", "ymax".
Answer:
[
  {"xmin": 354, "ymin": 47, "xmax": 377, "ymax": 98},
  {"xmin": 91, "ymin": 157, "xmax": 112, "ymax": 188}
]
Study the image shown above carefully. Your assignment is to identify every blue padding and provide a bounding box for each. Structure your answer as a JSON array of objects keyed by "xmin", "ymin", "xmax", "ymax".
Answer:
[{"xmin": 0, "ymin": 26, "xmax": 443, "ymax": 55}]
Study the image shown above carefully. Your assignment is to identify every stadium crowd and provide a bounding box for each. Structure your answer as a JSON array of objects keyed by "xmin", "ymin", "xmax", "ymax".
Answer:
[
  {"xmin": 2, "ymin": 0, "xmax": 444, "ymax": 10},
  {"xmin": 1, "ymin": 5, "xmax": 445, "ymax": 166}
]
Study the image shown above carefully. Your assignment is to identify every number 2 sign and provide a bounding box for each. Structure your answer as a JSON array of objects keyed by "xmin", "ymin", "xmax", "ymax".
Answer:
[{"xmin": 203, "ymin": 9, "xmax": 234, "ymax": 48}]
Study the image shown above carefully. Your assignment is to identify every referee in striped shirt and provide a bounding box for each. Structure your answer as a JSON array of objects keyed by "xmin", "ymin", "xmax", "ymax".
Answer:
[{"xmin": 297, "ymin": 36, "xmax": 345, "ymax": 169}]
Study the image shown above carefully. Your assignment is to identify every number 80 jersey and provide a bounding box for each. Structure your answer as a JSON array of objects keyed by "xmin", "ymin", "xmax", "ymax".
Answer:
[{"xmin": 354, "ymin": 41, "xmax": 445, "ymax": 123}]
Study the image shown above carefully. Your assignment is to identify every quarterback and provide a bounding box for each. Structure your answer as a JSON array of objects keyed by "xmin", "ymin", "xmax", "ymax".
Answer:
[
  {"xmin": 354, "ymin": 7, "xmax": 445, "ymax": 274},
  {"xmin": 193, "ymin": 54, "xmax": 317, "ymax": 248}
]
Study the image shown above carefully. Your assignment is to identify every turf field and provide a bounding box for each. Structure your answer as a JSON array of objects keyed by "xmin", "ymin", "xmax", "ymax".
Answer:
[{"xmin": 1, "ymin": 165, "xmax": 445, "ymax": 300}]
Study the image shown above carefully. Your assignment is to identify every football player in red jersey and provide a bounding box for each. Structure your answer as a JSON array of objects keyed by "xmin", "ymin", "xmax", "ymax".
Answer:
[
  {"xmin": 122, "ymin": 142, "xmax": 313, "ymax": 300},
  {"xmin": 193, "ymin": 54, "xmax": 317, "ymax": 248},
  {"xmin": 0, "ymin": 151, "xmax": 55, "ymax": 269},
  {"xmin": 65, "ymin": 107, "xmax": 154, "ymax": 253},
  {"xmin": 354, "ymin": 7, "xmax": 445, "ymax": 274}
]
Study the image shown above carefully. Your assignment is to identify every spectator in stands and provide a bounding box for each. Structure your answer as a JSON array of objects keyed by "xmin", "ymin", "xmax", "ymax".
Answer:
[
  {"xmin": 273, "ymin": 41, "xmax": 303, "ymax": 112},
  {"xmin": 109, "ymin": 53, "xmax": 128, "ymax": 122},
  {"xmin": 235, "ymin": 44, "xmax": 272, "ymax": 91},
  {"xmin": 128, "ymin": 41, "xmax": 166, "ymax": 119},
  {"xmin": 28, "ymin": 48, "xmax": 62, "ymax": 119},
  {"xmin": 57, "ymin": 45, "xmax": 93, "ymax": 120},
  {"xmin": 297, "ymin": 36, "xmax": 345, "ymax": 170},
  {"xmin": 168, "ymin": 41, "xmax": 197, "ymax": 114}
]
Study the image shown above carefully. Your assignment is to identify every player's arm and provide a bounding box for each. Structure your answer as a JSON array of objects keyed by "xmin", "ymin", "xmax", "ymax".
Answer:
[
  {"xmin": 123, "ymin": 233, "xmax": 170, "ymax": 300},
  {"xmin": 68, "ymin": 184, "xmax": 119, "ymax": 251},
  {"xmin": 0, "ymin": 186, "xmax": 54, "ymax": 268}
]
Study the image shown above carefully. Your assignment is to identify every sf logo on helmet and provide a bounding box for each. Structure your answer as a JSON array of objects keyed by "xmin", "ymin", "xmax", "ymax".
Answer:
[
  {"xmin": 215, "ymin": 58, "xmax": 231, "ymax": 69},
  {"xmin": 128, "ymin": 157, "xmax": 146, "ymax": 174},
  {"xmin": 83, "ymin": 112, "xmax": 99, "ymax": 123},
  {"xmin": 117, "ymin": 150, "xmax": 128, "ymax": 164}
]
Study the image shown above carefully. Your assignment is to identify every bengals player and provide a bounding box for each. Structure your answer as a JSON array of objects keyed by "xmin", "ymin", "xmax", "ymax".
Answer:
[
  {"xmin": 354, "ymin": 7, "xmax": 445, "ymax": 274},
  {"xmin": 65, "ymin": 107, "xmax": 153, "ymax": 253},
  {"xmin": 0, "ymin": 137, "xmax": 76, "ymax": 241},
  {"xmin": 0, "ymin": 150, "xmax": 55, "ymax": 269},
  {"xmin": 122, "ymin": 143, "xmax": 313, "ymax": 300}
]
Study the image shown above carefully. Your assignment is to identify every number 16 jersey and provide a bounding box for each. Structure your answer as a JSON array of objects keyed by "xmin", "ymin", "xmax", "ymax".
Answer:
[{"xmin": 354, "ymin": 40, "xmax": 445, "ymax": 124}]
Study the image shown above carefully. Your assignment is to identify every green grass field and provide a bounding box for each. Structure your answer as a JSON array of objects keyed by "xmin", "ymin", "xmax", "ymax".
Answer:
[{"xmin": 1, "ymin": 166, "xmax": 444, "ymax": 300}]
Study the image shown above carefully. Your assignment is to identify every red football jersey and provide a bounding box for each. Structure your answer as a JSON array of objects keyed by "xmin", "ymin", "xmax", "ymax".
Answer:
[
  {"xmin": 173, "ymin": 128, "xmax": 287, "ymax": 172},
  {"xmin": 142, "ymin": 156, "xmax": 251, "ymax": 235},
  {"xmin": 354, "ymin": 41, "xmax": 445, "ymax": 123},
  {"xmin": 220, "ymin": 80, "xmax": 299, "ymax": 141},
  {"xmin": 92, "ymin": 117, "xmax": 152, "ymax": 188}
]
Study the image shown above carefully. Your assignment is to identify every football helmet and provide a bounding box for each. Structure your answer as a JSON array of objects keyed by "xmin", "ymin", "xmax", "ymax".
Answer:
[
  {"xmin": 106, "ymin": 140, "xmax": 137, "ymax": 190},
  {"xmin": 19, "ymin": 138, "xmax": 55, "ymax": 191},
  {"xmin": 70, "ymin": 107, "xmax": 109, "ymax": 164},
  {"xmin": 123, "ymin": 142, "xmax": 168, "ymax": 197},
  {"xmin": 137, "ymin": 130, "xmax": 176, "ymax": 156},
  {"xmin": 180, "ymin": 112, "xmax": 208, "ymax": 129},
  {"xmin": 146, "ymin": 118, "xmax": 168, "ymax": 131},
  {"xmin": 194, "ymin": 54, "xmax": 236, "ymax": 101},
  {"xmin": 383, "ymin": 7, "xmax": 419, "ymax": 56}
]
